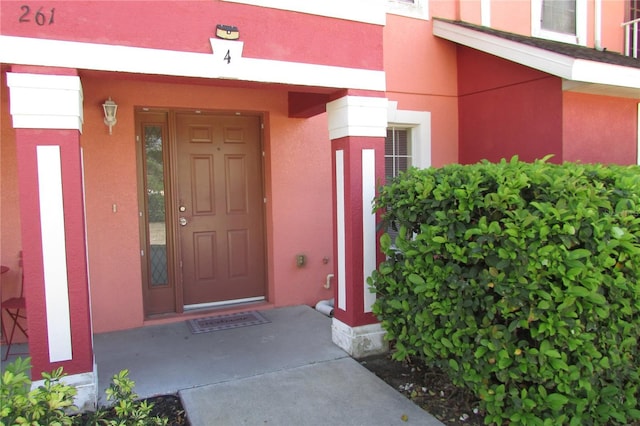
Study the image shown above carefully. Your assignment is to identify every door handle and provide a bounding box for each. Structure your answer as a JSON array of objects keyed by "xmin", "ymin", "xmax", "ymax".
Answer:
[{"xmin": 179, "ymin": 217, "xmax": 188, "ymax": 226}]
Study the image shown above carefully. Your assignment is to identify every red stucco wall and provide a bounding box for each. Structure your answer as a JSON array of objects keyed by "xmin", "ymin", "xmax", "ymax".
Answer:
[
  {"xmin": 457, "ymin": 46, "xmax": 564, "ymax": 164},
  {"xmin": 0, "ymin": 1, "xmax": 382, "ymax": 70},
  {"xmin": 563, "ymin": 92, "xmax": 638, "ymax": 165}
]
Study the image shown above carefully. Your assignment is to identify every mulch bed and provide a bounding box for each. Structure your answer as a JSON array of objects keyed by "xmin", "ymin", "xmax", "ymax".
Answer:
[{"xmin": 360, "ymin": 354, "xmax": 484, "ymax": 426}]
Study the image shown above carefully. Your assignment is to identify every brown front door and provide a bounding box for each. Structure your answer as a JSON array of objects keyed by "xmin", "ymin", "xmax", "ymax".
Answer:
[{"xmin": 175, "ymin": 113, "xmax": 266, "ymax": 306}]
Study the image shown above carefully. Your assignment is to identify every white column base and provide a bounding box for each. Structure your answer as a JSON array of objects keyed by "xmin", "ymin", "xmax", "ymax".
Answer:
[
  {"xmin": 332, "ymin": 318, "xmax": 389, "ymax": 359},
  {"xmin": 31, "ymin": 363, "xmax": 97, "ymax": 412}
]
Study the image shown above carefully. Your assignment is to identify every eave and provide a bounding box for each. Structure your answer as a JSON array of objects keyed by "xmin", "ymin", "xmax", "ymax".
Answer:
[{"xmin": 433, "ymin": 18, "xmax": 640, "ymax": 99}]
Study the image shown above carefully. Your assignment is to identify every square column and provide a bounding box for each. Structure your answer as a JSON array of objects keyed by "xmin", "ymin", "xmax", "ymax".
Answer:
[
  {"xmin": 327, "ymin": 95, "xmax": 389, "ymax": 358},
  {"xmin": 7, "ymin": 70, "xmax": 96, "ymax": 410}
]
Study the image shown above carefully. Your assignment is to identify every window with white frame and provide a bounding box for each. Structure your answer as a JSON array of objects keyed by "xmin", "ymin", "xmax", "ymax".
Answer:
[
  {"xmin": 541, "ymin": 0, "xmax": 576, "ymax": 35},
  {"xmin": 386, "ymin": 0, "xmax": 429, "ymax": 20},
  {"xmin": 384, "ymin": 103, "xmax": 431, "ymax": 240},
  {"xmin": 532, "ymin": 0, "xmax": 586, "ymax": 45},
  {"xmin": 386, "ymin": 102, "xmax": 431, "ymax": 172},
  {"xmin": 385, "ymin": 128, "xmax": 412, "ymax": 180}
]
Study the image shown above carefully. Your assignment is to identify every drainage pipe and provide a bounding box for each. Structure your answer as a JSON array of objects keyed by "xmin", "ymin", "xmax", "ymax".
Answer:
[
  {"xmin": 324, "ymin": 273, "xmax": 334, "ymax": 289},
  {"xmin": 595, "ymin": 0, "xmax": 602, "ymax": 50},
  {"xmin": 315, "ymin": 298, "xmax": 334, "ymax": 317}
]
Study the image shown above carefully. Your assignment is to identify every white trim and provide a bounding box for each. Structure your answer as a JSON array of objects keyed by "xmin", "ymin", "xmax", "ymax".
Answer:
[
  {"xmin": 387, "ymin": 102, "xmax": 432, "ymax": 169},
  {"xmin": 209, "ymin": 39, "xmax": 244, "ymax": 70},
  {"xmin": 183, "ymin": 296, "xmax": 265, "ymax": 311},
  {"xmin": 481, "ymin": 0, "xmax": 491, "ymax": 27},
  {"xmin": 336, "ymin": 150, "xmax": 346, "ymax": 311},
  {"xmin": 32, "ymin": 367, "xmax": 97, "ymax": 412},
  {"xmin": 221, "ymin": 0, "xmax": 386, "ymax": 25},
  {"xmin": 0, "ymin": 35, "xmax": 386, "ymax": 93},
  {"xmin": 7, "ymin": 72, "xmax": 83, "ymax": 131},
  {"xmin": 561, "ymin": 80, "xmax": 640, "ymax": 99},
  {"xmin": 362, "ymin": 149, "xmax": 377, "ymax": 314},
  {"xmin": 594, "ymin": 0, "xmax": 602, "ymax": 50},
  {"xmin": 327, "ymin": 96, "xmax": 389, "ymax": 140},
  {"xmin": 386, "ymin": 0, "xmax": 429, "ymax": 21},
  {"xmin": 331, "ymin": 317, "xmax": 388, "ymax": 358},
  {"xmin": 433, "ymin": 20, "xmax": 640, "ymax": 93},
  {"xmin": 37, "ymin": 146, "xmax": 73, "ymax": 363},
  {"xmin": 531, "ymin": 0, "xmax": 587, "ymax": 46},
  {"xmin": 80, "ymin": 148, "xmax": 95, "ymax": 353}
]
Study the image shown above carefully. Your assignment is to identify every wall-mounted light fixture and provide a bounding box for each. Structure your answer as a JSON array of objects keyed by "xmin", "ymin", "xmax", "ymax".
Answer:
[
  {"xmin": 102, "ymin": 97, "xmax": 118, "ymax": 135},
  {"xmin": 216, "ymin": 24, "xmax": 239, "ymax": 40}
]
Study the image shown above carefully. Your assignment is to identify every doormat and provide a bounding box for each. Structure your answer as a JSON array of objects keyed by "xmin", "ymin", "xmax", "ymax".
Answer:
[{"xmin": 187, "ymin": 311, "xmax": 270, "ymax": 334}]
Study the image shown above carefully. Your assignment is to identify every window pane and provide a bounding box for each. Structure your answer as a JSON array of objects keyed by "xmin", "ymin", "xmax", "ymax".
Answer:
[
  {"xmin": 384, "ymin": 127, "xmax": 412, "ymax": 243},
  {"xmin": 385, "ymin": 157, "xmax": 395, "ymax": 180},
  {"xmin": 541, "ymin": 0, "xmax": 576, "ymax": 35},
  {"xmin": 385, "ymin": 128, "xmax": 411, "ymax": 179},
  {"xmin": 144, "ymin": 125, "xmax": 169, "ymax": 287}
]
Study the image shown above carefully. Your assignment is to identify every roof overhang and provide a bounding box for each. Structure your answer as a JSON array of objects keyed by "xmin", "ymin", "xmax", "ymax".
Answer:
[
  {"xmin": 433, "ymin": 19, "xmax": 640, "ymax": 99},
  {"xmin": 0, "ymin": 35, "xmax": 386, "ymax": 93}
]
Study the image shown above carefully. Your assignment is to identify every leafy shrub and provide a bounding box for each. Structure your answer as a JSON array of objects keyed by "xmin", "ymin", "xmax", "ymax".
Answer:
[
  {"xmin": 101, "ymin": 369, "xmax": 167, "ymax": 426},
  {"xmin": 1, "ymin": 357, "xmax": 77, "ymax": 425},
  {"xmin": 0, "ymin": 358, "xmax": 168, "ymax": 426},
  {"xmin": 369, "ymin": 157, "xmax": 640, "ymax": 425}
]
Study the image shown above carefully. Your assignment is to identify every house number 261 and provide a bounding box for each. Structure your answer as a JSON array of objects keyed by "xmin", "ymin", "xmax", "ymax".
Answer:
[{"xmin": 19, "ymin": 5, "xmax": 55, "ymax": 25}]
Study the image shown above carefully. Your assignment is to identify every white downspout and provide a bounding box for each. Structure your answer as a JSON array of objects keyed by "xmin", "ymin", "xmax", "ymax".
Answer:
[{"xmin": 595, "ymin": 0, "xmax": 602, "ymax": 50}]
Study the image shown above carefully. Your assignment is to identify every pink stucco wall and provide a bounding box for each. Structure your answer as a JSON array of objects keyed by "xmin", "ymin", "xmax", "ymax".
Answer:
[
  {"xmin": 563, "ymin": 91, "xmax": 638, "ymax": 165},
  {"xmin": 1, "ymin": 72, "xmax": 335, "ymax": 334},
  {"xmin": 0, "ymin": 72, "xmax": 26, "ymax": 343},
  {"xmin": 81, "ymin": 76, "xmax": 334, "ymax": 333},
  {"xmin": 384, "ymin": 14, "xmax": 459, "ymax": 167},
  {"xmin": 453, "ymin": 0, "xmax": 627, "ymax": 54},
  {"xmin": 490, "ymin": 1, "xmax": 532, "ymax": 36}
]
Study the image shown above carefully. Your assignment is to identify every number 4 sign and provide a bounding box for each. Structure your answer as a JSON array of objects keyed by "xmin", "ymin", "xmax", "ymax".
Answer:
[{"xmin": 210, "ymin": 38, "xmax": 244, "ymax": 66}]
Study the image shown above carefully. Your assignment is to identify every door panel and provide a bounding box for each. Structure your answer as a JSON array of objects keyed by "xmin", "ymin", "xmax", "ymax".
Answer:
[
  {"xmin": 177, "ymin": 113, "xmax": 265, "ymax": 306},
  {"xmin": 192, "ymin": 155, "xmax": 215, "ymax": 214}
]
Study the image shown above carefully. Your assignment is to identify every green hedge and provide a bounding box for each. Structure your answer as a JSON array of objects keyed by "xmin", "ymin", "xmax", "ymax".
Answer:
[{"xmin": 369, "ymin": 157, "xmax": 640, "ymax": 425}]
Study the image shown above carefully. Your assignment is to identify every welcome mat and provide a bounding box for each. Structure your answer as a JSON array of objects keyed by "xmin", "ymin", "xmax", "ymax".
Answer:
[{"xmin": 187, "ymin": 311, "xmax": 270, "ymax": 334}]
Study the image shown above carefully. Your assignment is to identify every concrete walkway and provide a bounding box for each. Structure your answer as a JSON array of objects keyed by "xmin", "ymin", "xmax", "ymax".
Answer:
[{"xmin": 21, "ymin": 305, "xmax": 444, "ymax": 425}]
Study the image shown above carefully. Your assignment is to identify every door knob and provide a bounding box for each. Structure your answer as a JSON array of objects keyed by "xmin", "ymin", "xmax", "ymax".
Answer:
[{"xmin": 179, "ymin": 217, "xmax": 188, "ymax": 226}]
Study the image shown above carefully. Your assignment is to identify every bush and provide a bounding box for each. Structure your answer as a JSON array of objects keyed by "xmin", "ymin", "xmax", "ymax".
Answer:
[
  {"xmin": 369, "ymin": 157, "xmax": 640, "ymax": 425},
  {"xmin": 0, "ymin": 358, "xmax": 167, "ymax": 426},
  {"xmin": 1, "ymin": 357, "xmax": 77, "ymax": 425}
]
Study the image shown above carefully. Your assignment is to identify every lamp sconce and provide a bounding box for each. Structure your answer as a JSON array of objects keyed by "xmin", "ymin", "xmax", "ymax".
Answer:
[{"xmin": 102, "ymin": 97, "xmax": 118, "ymax": 135}]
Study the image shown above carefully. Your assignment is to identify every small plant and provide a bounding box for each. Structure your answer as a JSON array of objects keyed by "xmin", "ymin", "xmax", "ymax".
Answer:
[
  {"xmin": 101, "ymin": 369, "xmax": 167, "ymax": 426},
  {"xmin": 0, "ymin": 358, "xmax": 169, "ymax": 426},
  {"xmin": 0, "ymin": 356, "xmax": 78, "ymax": 425}
]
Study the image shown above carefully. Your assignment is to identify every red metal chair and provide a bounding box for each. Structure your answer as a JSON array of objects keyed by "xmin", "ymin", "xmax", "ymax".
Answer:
[{"xmin": 1, "ymin": 252, "xmax": 28, "ymax": 361}]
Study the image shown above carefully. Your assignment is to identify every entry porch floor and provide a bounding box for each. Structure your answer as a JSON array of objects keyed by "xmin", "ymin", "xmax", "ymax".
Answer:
[{"xmin": 3, "ymin": 305, "xmax": 443, "ymax": 425}]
